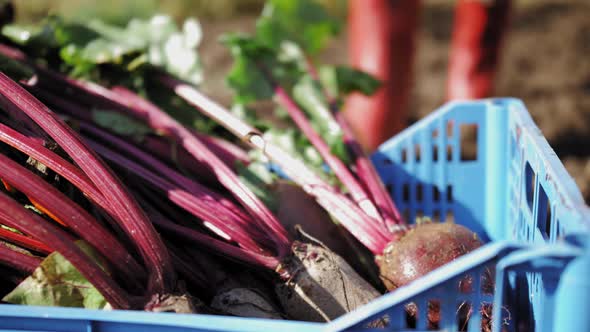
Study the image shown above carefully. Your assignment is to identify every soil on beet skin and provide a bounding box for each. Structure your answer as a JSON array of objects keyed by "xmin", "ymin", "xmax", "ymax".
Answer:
[{"xmin": 275, "ymin": 241, "xmax": 380, "ymax": 322}]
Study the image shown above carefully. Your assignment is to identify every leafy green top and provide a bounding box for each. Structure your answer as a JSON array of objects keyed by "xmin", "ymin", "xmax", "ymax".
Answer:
[
  {"xmin": 222, "ymin": 0, "xmax": 381, "ymax": 196},
  {"xmin": 3, "ymin": 15, "xmax": 202, "ymax": 84},
  {"xmin": 1, "ymin": 15, "xmax": 226, "ymax": 135},
  {"xmin": 255, "ymin": 0, "xmax": 340, "ymax": 55}
]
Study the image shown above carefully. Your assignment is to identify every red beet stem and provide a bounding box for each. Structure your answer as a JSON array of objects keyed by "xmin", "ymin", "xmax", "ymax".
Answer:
[
  {"xmin": 311, "ymin": 185, "xmax": 391, "ymax": 253},
  {"xmin": 0, "ymin": 192, "xmax": 132, "ymax": 309},
  {"xmin": 22, "ymin": 66, "xmax": 290, "ymax": 255},
  {"xmin": 0, "ymin": 241, "xmax": 42, "ymax": 273},
  {"xmin": 148, "ymin": 207, "xmax": 280, "ymax": 270},
  {"xmin": 335, "ymin": 112, "xmax": 402, "ymax": 228},
  {"xmin": 80, "ymin": 123, "xmax": 270, "ymax": 246},
  {"xmin": 193, "ymin": 133, "xmax": 249, "ymax": 166},
  {"xmin": 28, "ymin": 83, "xmax": 248, "ymax": 172},
  {"xmin": 0, "ymin": 122, "xmax": 113, "ymax": 215},
  {"xmin": 274, "ymin": 86, "xmax": 382, "ymax": 221},
  {"xmin": 305, "ymin": 59, "xmax": 403, "ymax": 229},
  {"xmin": 0, "ymin": 72, "xmax": 174, "ymax": 293},
  {"xmin": 0, "ymin": 121, "xmax": 141, "ymax": 254},
  {"xmin": 0, "ymin": 225, "xmax": 52, "ymax": 255},
  {"xmin": 20, "ymin": 84, "xmax": 214, "ymax": 188},
  {"xmin": 70, "ymin": 80, "xmax": 291, "ymax": 258},
  {"xmin": 140, "ymin": 136, "xmax": 219, "ymax": 185},
  {"xmin": 85, "ymin": 137, "xmax": 271, "ymax": 255},
  {"xmin": 0, "ymin": 153, "xmax": 145, "ymax": 286},
  {"xmin": 161, "ymin": 76, "xmax": 391, "ymax": 254}
]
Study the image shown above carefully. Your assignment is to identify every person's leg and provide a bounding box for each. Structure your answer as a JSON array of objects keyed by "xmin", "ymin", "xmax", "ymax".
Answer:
[
  {"xmin": 344, "ymin": 0, "xmax": 421, "ymax": 151},
  {"xmin": 447, "ymin": 0, "xmax": 512, "ymax": 100}
]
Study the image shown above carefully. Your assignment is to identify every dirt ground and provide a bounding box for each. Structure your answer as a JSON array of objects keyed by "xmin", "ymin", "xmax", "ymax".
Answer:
[{"xmin": 198, "ymin": 1, "xmax": 590, "ymax": 204}]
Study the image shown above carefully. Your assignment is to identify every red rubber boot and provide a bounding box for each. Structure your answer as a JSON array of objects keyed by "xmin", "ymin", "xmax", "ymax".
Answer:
[
  {"xmin": 447, "ymin": 0, "xmax": 512, "ymax": 100},
  {"xmin": 344, "ymin": 0, "xmax": 421, "ymax": 151}
]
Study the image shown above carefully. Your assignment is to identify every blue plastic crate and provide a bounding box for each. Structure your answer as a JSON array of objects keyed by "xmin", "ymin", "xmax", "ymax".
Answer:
[{"xmin": 1, "ymin": 98, "xmax": 589, "ymax": 332}]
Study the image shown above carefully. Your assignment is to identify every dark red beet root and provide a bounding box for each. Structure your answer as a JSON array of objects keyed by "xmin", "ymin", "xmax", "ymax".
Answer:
[
  {"xmin": 276, "ymin": 241, "xmax": 380, "ymax": 322},
  {"xmin": 377, "ymin": 222, "xmax": 483, "ymax": 290}
]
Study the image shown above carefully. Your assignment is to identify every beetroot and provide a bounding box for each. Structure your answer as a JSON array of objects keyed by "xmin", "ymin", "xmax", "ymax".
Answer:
[
  {"xmin": 276, "ymin": 242, "xmax": 380, "ymax": 321},
  {"xmin": 377, "ymin": 222, "xmax": 483, "ymax": 291}
]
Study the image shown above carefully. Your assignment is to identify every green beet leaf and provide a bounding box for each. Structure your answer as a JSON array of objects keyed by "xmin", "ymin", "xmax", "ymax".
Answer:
[
  {"xmin": 318, "ymin": 65, "xmax": 382, "ymax": 97},
  {"xmin": 2, "ymin": 241, "xmax": 111, "ymax": 309},
  {"xmin": 255, "ymin": 0, "xmax": 339, "ymax": 55},
  {"xmin": 2, "ymin": 15, "xmax": 203, "ymax": 85},
  {"xmin": 92, "ymin": 110, "xmax": 153, "ymax": 140},
  {"xmin": 224, "ymin": 34, "xmax": 284, "ymax": 104},
  {"xmin": 226, "ymin": 52, "xmax": 274, "ymax": 104},
  {"xmin": 2, "ymin": 18, "xmax": 60, "ymax": 50}
]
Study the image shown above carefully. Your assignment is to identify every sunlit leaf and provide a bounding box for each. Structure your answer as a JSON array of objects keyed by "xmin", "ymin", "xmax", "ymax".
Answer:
[{"xmin": 3, "ymin": 241, "xmax": 111, "ymax": 309}]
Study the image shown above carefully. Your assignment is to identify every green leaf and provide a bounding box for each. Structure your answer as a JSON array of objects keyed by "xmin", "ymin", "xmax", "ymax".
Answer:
[
  {"xmin": 227, "ymin": 55, "xmax": 273, "ymax": 104},
  {"xmin": 292, "ymin": 75, "xmax": 348, "ymax": 163},
  {"xmin": 223, "ymin": 34, "xmax": 304, "ymax": 104},
  {"xmin": 146, "ymin": 17, "xmax": 203, "ymax": 84},
  {"xmin": 82, "ymin": 16, "xmax": 202, "ymax": 84},
  {"xmin": 319, "ymin": 65, "xmax": 382, "ymax": 97},
  {"xmin": 2, "ymin": 24, "xmax": 40, "ymax": 44},
  {"xmin": 239, "ymin": 128, "xmax": 339, "ymax": 206},
  {"xmin": 223, "ymin": 34, "xmax": 275, "ymax": 103},
  {"xmin": 263, "ymin": 128, "xmax": 303, "ymax": 162},
  {"xmin": 54, "ymin": 21, "xmax": 102, "ymax": 48},
  {"xmin": 255, "ymin": 0, "xmax": 340, "ymax": 55},
  {"xmin": 2, "ymin": 20, "xmax": 59, "ymax": 49},
  {"xmin": 2, "ymin": 15, "xmax": 203, "ymax": 85},
  {"xmin": 92, "ymin": 110, "xmax": 152, "ymax": 140},
  {"xmin": 3, "ymin": 241, "xmax": 110, "ymax": 309}
]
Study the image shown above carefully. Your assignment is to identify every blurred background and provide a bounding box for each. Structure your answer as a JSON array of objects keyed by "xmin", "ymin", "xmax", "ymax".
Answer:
[{"xmin": 11, "ymin": 0, "xmax": 590, "ymax": 203}]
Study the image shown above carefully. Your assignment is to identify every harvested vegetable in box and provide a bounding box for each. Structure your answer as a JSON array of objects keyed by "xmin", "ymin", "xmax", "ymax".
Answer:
[
  {"xmin": 0, "ymin": 71, "xmax": 198, "ymax": 311},
  {"xmin": 167, "ymin": 0, "xmax": 487, "ymax": 324},
  {"xmin": 0, "ymin": 16, "xmax": 378, "ymax": 322},
  {"xmin": 0, "ymin": 0, "xmax": 488, "ymax": 326}
]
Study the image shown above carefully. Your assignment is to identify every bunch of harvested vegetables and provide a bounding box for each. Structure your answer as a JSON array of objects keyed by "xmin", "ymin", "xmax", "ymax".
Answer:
[{"xmin": 0, "ymin": 0, "xmax": 491, "ymax": 327}]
